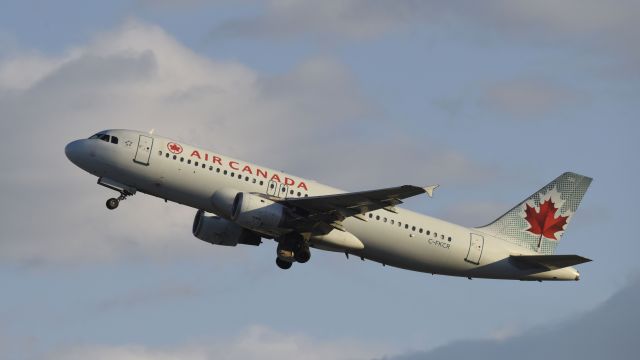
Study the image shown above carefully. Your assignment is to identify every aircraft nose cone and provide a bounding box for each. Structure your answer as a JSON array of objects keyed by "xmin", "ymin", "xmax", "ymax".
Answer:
[{"xmin": 65, "ymin": 140, "xmax": 83, "ymax": 165}]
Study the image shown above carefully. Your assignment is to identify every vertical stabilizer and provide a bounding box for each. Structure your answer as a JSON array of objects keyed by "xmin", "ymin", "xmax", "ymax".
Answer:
[{"xmin": 477, "ymin": 172, "xmax": 592, "ymax": 254}]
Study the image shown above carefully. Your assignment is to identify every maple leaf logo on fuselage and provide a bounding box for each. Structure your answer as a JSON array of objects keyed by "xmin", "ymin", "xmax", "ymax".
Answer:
[
  {"xmin": 524, "ymin": 199, "xmax": 568, "ymax": 241},
  {"xmin": 167, "ymin": 142, "xmax": 183, "ymax": 154}
]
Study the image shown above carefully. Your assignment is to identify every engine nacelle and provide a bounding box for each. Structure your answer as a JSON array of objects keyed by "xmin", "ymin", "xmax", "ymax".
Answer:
[
  {"xmin": 192, "ymin": 210, "xmax": 261, "ymax": 246},
  {"xmin": 210, "ymin": 188, "xmax": 239, "ymax": 219},
  {"xmin": 231, "ymin": 192, "xmax": 288, "ymax": 235}
]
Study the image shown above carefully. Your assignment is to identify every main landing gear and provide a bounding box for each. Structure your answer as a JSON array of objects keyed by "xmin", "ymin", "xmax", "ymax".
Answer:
[{"xmin": 275, "ymin": 233, "xmax": 311, "ymax": 270}]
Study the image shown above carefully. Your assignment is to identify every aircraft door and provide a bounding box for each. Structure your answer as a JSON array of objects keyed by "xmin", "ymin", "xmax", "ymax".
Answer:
[
  {"xmin": 465, "ymin": 233, "xmax": 484, "ymax": 265},
  {"xmin": 134, "ymin": 135, "xmax": 154, "ymax": 165}
]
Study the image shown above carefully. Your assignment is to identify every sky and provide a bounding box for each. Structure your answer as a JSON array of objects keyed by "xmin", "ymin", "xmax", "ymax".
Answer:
[{"xmin": 0, "ymin": 1, "xmax": 638, "ymax": 359}]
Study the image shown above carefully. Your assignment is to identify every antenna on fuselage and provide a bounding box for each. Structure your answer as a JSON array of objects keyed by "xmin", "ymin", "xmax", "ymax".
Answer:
[{"xmin": 149, "ymin": 128, "xmax": 155, "ymax": 135}]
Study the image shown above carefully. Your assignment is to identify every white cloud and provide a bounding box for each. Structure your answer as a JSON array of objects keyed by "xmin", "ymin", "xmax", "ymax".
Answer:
[{"xmin": 46, "ymin": 325, "xmax": 387, "ymax": 360}]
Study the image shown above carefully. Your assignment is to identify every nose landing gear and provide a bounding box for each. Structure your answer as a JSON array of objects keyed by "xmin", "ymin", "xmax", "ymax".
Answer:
[
  {"xmin": 105, "ymin": 192, "xmax": 130, "ymax": 210},
  {"xmin": 98, "ymin": 177, "xmax": 136, "ymax": 210}
]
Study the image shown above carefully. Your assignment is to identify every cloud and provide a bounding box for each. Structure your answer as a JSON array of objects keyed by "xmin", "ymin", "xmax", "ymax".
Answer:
[
  {"xmin": 45, "ymin": 325, "xmax": 387, "ymax": 360},
  {"xmin": 95, "ymin": 284, "xmax": 201, "ymax": 313},
  {"xmin": 480, "ymin": 78, "xmax": 584, "ymax": 118},
  {"xmin": 211, "ymin": 1, "xmax": 640, "ymax": 65},
  {"xmin": 381, "ymin": 273, "xmax": 640, "ymax": 360}
]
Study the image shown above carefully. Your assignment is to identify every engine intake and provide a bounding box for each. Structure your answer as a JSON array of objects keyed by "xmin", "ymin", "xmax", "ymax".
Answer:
[{"xmin": 192, "ymin": 210, "xmax": 261, "ymax": 246}]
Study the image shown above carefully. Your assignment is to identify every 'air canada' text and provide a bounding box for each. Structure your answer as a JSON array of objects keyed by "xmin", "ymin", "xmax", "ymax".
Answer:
[{"xmin": 189, "ymin": 150, "xmax": 309, "ymax": 190}]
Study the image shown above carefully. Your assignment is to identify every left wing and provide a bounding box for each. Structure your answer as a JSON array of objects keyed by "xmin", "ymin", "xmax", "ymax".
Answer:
[{"xmin": 275, "ymin": 184, "xmax": 438, "ymax": 232}]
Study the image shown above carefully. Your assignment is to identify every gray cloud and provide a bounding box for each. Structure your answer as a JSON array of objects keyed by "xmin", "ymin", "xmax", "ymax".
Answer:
[
  {"xmin": 211, "ymin": 1, "xmax": 640, "ymax": 39},
  {"xmin": 380, "ymin": 274, "xmax": 640, "ymax": 360},
  {"xmin": 95, "ymin": 284, "xmax": 201, "ymax": 313},
  {"xmin": 480, "ymin": 78, "xmax": 585, "ymax": 119}
]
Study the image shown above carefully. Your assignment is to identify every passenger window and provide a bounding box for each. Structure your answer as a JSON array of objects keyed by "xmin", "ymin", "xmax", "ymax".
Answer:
[
  {"xmin": 216, "ymin": 168, "xmax": 220, "ymax": 173},
  {"xmin": 187, "ymin": 159, "xmax": 192, "ymax": 164},
  {"xmin": 447, "ymin": 237, "xmax": 452, "ymax": 242},
  {"xmin": 260, "ymin": 181, "xmax": 264, "ymax": 185},
  {"xmin": 202, "ymin": 164, "xmax": 206, "ymax": 169},
  {"xmin": 290, "ymin": 190, "xmax": 294, "ymax": 195},
  {"xmin": 111, "ymin": 136, "xmax": 119, "ymax": 144},
  {"xmin": 427, "ymin": 230, "xmax": 430, "ymax": 235},
  {"xmin": 405, "ymin": 224, "xmax": 409, "ymax": 229},
  {"xmin": 297, "ymin": 192, "xmax": 301, "ymax": 197},
  {"xmin": 270, "ymin": 183, "xmax": 275, "ymax": 189},
  {"xmin": 383, "ymin": 217, "xmax": 387, "ymax": 223},
  {"xmin": 419, "ymin": 228, "xmax": 423, "ymax": 233},
  {"xmin": 376, "ymin": 215, "xmax": 380, "ymax": 220},
  {"xmin": 230, "ymin": 172, "xmax": 234, "ymax": 177},
  {"xmin": 253, "ymin": 179, "xmax": 257, "ymax": 184},
  {"xmin": 165, "ymin": 153, "xmax": 170, "ymax": 158},
  {"xmin": 238, "ymin": 174, "xmax": 242, "ymax": 179},
  {"xmin": 209, "ymin": 166, "xmax": 213, "ymax": 171},
  {"xmin": 223, "ymin": 170, "xmax": 228, "ymax": 175},
  {"xmin": 180, "ymin": 157, "xmax": 184, "ymax": 162},
  {"xmin": 391, "ymin": 220, "xmax": 394, "ymax": 224},
  {"xmin": 369, "ymin": 213, "xmax": 373, "ymax": 218},
  {"xmin": 412, "ymin": 226, "xmax": 416, "ymax": 231},
  {"xmin": 245, "ymin": 176, "xmax": 249, "ymax": 181},
  {"xmin": 434, "ymin": 233, "xmax": 438, "ymax": 237},
  {"xmin": 398, "ymin": 222, "xmax": 402, "ymax": 227},
  {"xmin": 304, "ymin": 194, "xmax": 308, "ymax": 197},
  {"xmin": 194, "ymin": 161, "xmax": 198, "ymax": 166},
  {"xmin": 173, "ymin": 155, "xmax": 177, "ymax": 160},
  {"xmin": 441, "ymin": 235, "xmax": 445, "ymax": 240}
]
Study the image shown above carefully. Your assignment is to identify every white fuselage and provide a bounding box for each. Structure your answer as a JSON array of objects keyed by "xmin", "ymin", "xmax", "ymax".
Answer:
[{"xmin": 65, "ymin": 129, "xmax": 580, "ymax": 281}]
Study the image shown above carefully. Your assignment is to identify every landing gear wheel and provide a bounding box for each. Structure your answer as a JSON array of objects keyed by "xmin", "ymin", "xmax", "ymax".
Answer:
[
  {"xmin": 106, "ymin": 198, "xmax": 119, "ymax": 210},
  {"xmin": 294, "ymin": 247, "xmax": 311, "ymax": 263},
  {"xmin": 276, "ymin": 258, "xmax": 293, "ymax": 270}
]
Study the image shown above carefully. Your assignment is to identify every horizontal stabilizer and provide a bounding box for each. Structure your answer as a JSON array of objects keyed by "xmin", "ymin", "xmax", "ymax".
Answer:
[{"xmin": 510, "ymin": 254, "xmax": 591, "ymax": 270}]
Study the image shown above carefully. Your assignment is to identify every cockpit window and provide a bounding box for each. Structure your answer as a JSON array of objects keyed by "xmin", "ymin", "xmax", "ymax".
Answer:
[
  {"xmin": 89, "ymin": 133, "xmax": 112, "ymax": 143},
  {"xmin": 110, "ymin": 136, "xmax": 119, "ymax": 144}
]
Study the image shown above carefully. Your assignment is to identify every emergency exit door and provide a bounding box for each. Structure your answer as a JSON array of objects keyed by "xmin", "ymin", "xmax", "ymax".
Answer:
[{"xmin": 134, "ymin": 135, "xmax": 153, "ymax": 165}]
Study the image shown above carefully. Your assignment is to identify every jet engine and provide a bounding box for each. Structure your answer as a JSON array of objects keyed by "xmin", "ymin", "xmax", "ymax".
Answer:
[
  {"xmin": 230, "ymin": 192, "xmax": 289, "ymax": 235},
  {"xmin": 192, "ymin": 210, "xmax": 261, "ymax": 246}
]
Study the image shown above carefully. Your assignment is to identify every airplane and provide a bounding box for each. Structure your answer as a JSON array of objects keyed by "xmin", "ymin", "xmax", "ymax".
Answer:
[{"xmin": 65, "ymin": 129, "xmax": 592, "ymax": 281}]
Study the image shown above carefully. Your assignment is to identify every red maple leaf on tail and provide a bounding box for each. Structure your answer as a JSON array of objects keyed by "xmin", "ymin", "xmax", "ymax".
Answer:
[{"xmin": 524, "ymin": 199, "xmax": 568, "ymax": 241}]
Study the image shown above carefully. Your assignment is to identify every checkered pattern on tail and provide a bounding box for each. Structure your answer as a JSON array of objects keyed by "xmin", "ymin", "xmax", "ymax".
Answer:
[{"xmin": 476, "ymin": 172, "xmax": 592, "ymax": 255}]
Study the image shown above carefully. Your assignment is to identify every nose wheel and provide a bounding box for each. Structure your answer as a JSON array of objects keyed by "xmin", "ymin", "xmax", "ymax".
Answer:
[
  {"xmin": 106, "ymin": 198, "xmax": 120, "ymax": 210},
  {"xmin": 105, "ymin": 193, "xmax": 130, "ymax": 210}
]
